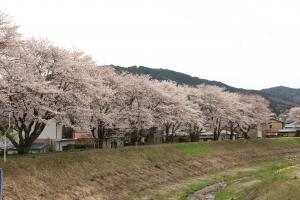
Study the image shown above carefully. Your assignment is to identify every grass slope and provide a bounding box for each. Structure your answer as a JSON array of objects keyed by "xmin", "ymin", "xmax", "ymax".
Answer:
[
  {"xmin": 215, "ymin": 159, "xmax": 300, "ymax": 200},
  {"xmin": 2, "ymin": 138, "xmax": 300, "ymax": 199}
]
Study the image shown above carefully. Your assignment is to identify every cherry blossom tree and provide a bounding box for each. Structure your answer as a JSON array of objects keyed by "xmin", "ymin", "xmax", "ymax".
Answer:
[
  {"xmin": 288, "ymin": 107, "xmax": 300, "ymax": 123},
  {"xmin": 148, "ymin": 81, "xmax": 204, "ymax": 142},
  {"xmin": 182, "ymin": 86, "xmax": 205, "ymax": 141},
  {"xmin": 190, "ymin": 85, "xmax": 271, "ymax": 140},
  {"xmin": 236, "ymin": 94, "xmax": 271, "ymax": 138},
  {"xmin": 194, "ymin": 85, "xmax": 230, "ymax": 140},
  {"xmin": 0, "ymin": 33, "xmax": 102, "ymax": 153},
  {"xmin": 151, "ymin": 81, "xmax": 187, "ymax": 142},
  {"xmin": 114, "ymin": 74, "xmax": 158, "ymax": 144},
  {"xmin": 0, "ymin": 12, "xmax": 19, "ymax": 53},
  {"xmin": 85, "ymin": 66, "xmax": 121, "ymax": 148},
  {"xmin": 221, "ymin": 92, "xmax": 245, "ymax": 140},
  {"xmin": 0, "ymin": 12, "xmax": 275, "ymax": 154}
]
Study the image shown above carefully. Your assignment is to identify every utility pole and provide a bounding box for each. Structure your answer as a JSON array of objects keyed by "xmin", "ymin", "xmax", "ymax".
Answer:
[{"xmin": 3, "ymin": 112, "xmax": 10, "ymax": 163}]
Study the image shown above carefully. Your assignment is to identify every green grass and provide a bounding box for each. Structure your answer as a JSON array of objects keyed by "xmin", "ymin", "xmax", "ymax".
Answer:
[
  {"xmin": 177, "ymin": 157, "xmax": 300, "ymax": 200},
  {"xmin": 175, "ymin": 143, "xmax": 213, "ymax": 156},
  {"xmin": 179, "ymin": 167, "xmax": 259, "ymax": 199},
  {"xmin": 215, "ymin": 158, "xmax": 300, "ymax": 200},
  {"xmin": 271, "ymin": 137, "xmax": 300, "ymax": 147}
]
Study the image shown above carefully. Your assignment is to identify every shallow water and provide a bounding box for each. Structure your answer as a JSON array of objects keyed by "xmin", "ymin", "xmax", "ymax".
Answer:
[{"xmin": 188, "ymin": 182, "xmax": 227, "ymax": 200}]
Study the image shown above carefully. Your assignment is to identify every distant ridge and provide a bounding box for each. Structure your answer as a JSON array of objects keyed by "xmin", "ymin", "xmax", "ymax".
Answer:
[
  {"xmin": 112, "ymin": 65, "xmax": 299, "ymax": 115},
  {"xmin": 262, "ymin": 86, "xmax": 300, "ymax": 106}
]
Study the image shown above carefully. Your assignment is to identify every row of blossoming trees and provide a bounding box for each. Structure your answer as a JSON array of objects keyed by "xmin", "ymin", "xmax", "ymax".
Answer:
[{"xmin": 0, "ymin": 12, "xmax": 271, "ymax": 154}]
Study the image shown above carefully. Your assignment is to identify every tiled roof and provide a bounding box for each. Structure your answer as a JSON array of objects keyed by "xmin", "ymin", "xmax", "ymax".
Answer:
[
  {"xmin": 285, "ymin": 122, "xmax": 300, "ymax": 129},
  {"xmin": 278, "ymin": 128, "xmax": 298, "ymax": 133}
]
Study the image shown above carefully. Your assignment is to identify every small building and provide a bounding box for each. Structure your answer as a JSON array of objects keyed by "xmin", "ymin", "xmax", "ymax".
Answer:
[
  {"xmin": 0, "ymin": 119, "xmax": 76, "ymax": 153},
  {"xmin": 278, "ymin": 129, "xmax": 298, "ymax": 137},
  {"xmin": 36, "ymin": 119, "xmax": 76, "ymax": 151},
  {"xmin": 103, "ymin": 134, "xmax": 124, "ymax": 148},
  {"xmin": 104, "ymin": 135, "xmax": 124, "ymax": 148},
  {"xmin": 263, "ymin": 118, "xmax": 284, "ymax": 137},
  {"xmin": 277, "ymin": 122, "xmax": 300, "ymax": 137},
  {"xmin": 99, "ymin": 128, "xmax": 125, "ymax": 148},
  {"xmin": 72, "ymin": 132, "xmax": 95, "ymax": 149},
  {"xmin": 74, "ymin": 132, "xmax": 94, "ymax": 140},
  {"xmin": 269, "ymin": 118, "xmax": 284, "ymax": 129}
]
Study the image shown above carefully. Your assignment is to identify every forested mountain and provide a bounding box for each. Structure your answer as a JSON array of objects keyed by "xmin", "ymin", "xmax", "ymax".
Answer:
[
  {"xmin": 113, "ymin": 65, "xmax": 299, "ymax": 115},
  {"xmin": 262, "ymin": 86, "xmax": 300, "ymax": 105}
]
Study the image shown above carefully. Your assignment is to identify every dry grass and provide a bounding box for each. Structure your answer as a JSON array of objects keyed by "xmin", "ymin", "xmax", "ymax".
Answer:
[{"xmin": 1, "ymin": 138, "xmax": 300, "ymax": 200}]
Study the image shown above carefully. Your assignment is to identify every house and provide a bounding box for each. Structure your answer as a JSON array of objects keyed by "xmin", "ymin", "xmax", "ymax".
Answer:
[
  {"xmin": 278, "ymin": 129, "xmax": 299, "ymax": 137},
  {"xmin": 263, "ymin": 118, "xmax": 284, "ymax": 137},
  {"xmin": 103, "ymin": 129, "xmax": 125, "ymax": 148},
  {"xmin": 0, "ymin": 119, "xmax": 76, "ymax": 153},
  {"xmin": 35, "ymin": 119, "xmax": 76, "ymax": 151},
  {"xmin": 278, "ymin": 122, "xmax": 300, "ymax": 137},
  {"xmin": 74, "ymin": 132, "xmax": 94, "ymax": 140}
]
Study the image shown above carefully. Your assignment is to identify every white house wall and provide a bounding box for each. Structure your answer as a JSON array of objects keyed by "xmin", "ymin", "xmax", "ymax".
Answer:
[{"xmin": 38, "ymin": 119, "xmax": 63, "ymax": 140}]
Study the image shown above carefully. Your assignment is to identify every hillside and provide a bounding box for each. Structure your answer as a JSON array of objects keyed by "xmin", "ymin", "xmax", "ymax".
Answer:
[
  {"xmin": 2, "ymin": 138, "xmax": 300, "ymax": 199},
  {"xmin": 113, "ymin": 65, "xmax": 299, "ymax": 114},
  {"xmin": 262, "ymin": 86, "xmax": 300, "ymax": 105}
]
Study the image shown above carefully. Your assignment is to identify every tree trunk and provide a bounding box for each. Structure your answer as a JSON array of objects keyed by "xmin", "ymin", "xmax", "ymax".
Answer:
[
  {"xmin": 7, "ymin": 121, "xmax": 47, "ymax": 154},
  {"xmin": 190, "ymin": 133, "xmax": 197, "ymax": 142},
  {"xmin": 229, "ymin": 122, "xmax": 235, "ymax": 140},
  {"xmin": 216, "ymin": 120, "xmax": 222, "ymax": 140},
  {"xmin": 91, "ymin": 128, "xmax": 97, "ymax": 148},
  {"xmin": 17, "ymin": 144, "xmax": 31, "ymax": 154},
  {"xmin": 243, "ymin": 131, "xmax": 250, "ymax": 139},
  {"xmin": 165, "ymin": 124, "xmax": 171, "ymax": 143},
  {"xmin": 230, "ymin": 128, "xmax": 234, "ymax": 140},
  {"xmin": 189, "ymin": 125, "xmax": 198, "ymax": 142},
  {"xmin": 131, "ymin": 130, "xmax": 139, "ymax": 145},
  {"xmin": 170, "ymin": 132, "xmax": 174, "ymax": 143},
  {"xmin": 97, "ymin": 121, "xmax": 106, "ymax": 148},
  {"xmin": 241, "ymin": 126, "xmax": 251, "ymax": 139},
  {"xmin": 213, "ymin": 127, "xmax": 218, "ymax": 140}
]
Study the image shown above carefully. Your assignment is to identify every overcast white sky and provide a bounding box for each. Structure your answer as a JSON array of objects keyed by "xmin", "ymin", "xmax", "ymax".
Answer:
[{"xmin": 2, "ymin": 0, "xmax": 300, "ymax": 89}]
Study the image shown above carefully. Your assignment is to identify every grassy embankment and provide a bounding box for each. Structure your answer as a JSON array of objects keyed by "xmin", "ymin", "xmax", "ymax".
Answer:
[
  {"xmin": 2, "ymin": 138, "xmax": 300, "ymax": 199},
  {"xmin": 179, "ymin": 156, "xmax": 300, "ymax": 200}
]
